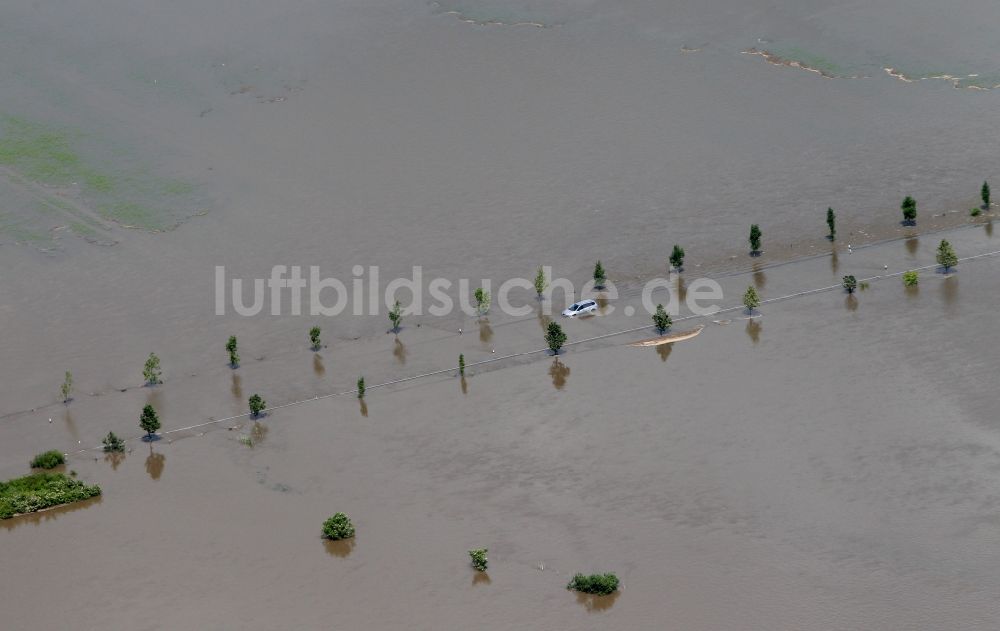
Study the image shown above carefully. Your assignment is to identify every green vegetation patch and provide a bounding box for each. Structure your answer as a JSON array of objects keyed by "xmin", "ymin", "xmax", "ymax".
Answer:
[
  {"xmin": 30, "ymin": 450, "xmax": 65, "ymax": 469},
  {"xmin": 774, "ymin": 47, "xmax": 848, "ymax": 77},
  {"xmin": 0, "ymin": 116, "xmax": 205, "ymax": 234},
  {"xmin": 322, "ymin": 512, "xmax": 356, "ymax": 540},
  {"xmin": 566, "ymin": 572, "xmax": 620, "ymax": 595},
  {"xmin": 0, "ymin": 471, "xmax": 101, "ymax": 519}
]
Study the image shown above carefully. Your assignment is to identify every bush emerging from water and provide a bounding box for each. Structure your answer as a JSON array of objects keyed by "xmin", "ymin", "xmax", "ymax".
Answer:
[
  {"xmin": 903, "ymin": 270, "xmax": 919, "ymax": 287},
  {"xmin": 30, "ymin": 450, "xmax": 65, "ymax": 469},
  {"xmin": 567, "ymin": 572, "xmax": 620, "ymax": 595},
  {"xmin": 469, "ymin": 548, "xmax": 488, "ymax": 571},
  {"xmin": 322, "ymin": 512, "xmax": 355, "ymax": 540},
  {"xmin": 102, "ymin": 431, "xmax": 125, "ymax": 453},
  {"xmin": 0, "ymin": 472, "xmax": 101, "ymax": 519},
  {"xmin": 842, "ymin": 275, "xmax": 857, "ymax": 294},
  {"xmin": 248, "ymin": 394, "xmax": 266, "ymax": 418}
]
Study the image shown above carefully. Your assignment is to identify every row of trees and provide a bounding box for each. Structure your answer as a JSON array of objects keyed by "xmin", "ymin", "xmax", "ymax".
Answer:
[
  {"xmin": 840, "ymin": 238, "xmax": 957, "ymax": 293},
  {"xmin": 828, "ymin": 183, "xmax": 990, "ymax": 237},
  {"xmin": 66, "ymin": 225, "xmax": 972, "ymax": 446}
]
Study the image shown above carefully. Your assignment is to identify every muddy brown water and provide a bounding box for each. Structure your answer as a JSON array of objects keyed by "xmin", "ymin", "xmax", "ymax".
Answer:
[
  {"xmin": 3, "ymin": 1, "xmax": 1000, "ymax": 628},
  {"xmin": 4, "ymin": 231, "xmax": 1000, "ymax": 628}
]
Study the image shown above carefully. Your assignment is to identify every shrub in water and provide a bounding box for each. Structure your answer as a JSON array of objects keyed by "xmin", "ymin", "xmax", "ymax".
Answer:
[
  {"xmin": 842, "ymin": 275, "xmax": 857, "ymax": 294},
  {"xmin": 469, "ymin": 548, "xmax": 488, "ymax": 571},
  {"xmin": 567, "ymin": 572, "xmax": 620, "ymax": 595},
  {"xmin": 903, "ymin": 270, "xmax": 919, "ymax": 287},
  {"xmin": 30, "ymin": 450, "xmax": 65, "ymax": 469},
  {"xmin": 322, "ymin": 512, "xmax": 355, "ymax": 540},
  {"xmin": 474, "ymin": 287, "xmax": 491, "ymax": 315},
  {"xmin": 248, "ymin": 394, "xmax": 266, "ymax": 418},
  {"xmin": 102, "ymin": 431, "xmax": 125, "ymax": 453},
  {"xmin": 388, "ymin": 300, "xmax": 402, "ymax": 332}
]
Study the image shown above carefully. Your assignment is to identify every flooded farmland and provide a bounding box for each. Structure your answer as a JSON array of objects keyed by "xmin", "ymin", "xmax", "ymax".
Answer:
[{"xmin": 2, "ymin": 1, "xmax": 1000, "ymax": 628}]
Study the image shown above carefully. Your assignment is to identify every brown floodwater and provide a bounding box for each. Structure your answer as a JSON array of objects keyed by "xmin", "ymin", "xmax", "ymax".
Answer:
[
  {"xmin": 4, "ymin": 230, "xmax": 1000, "ymax": 628},
  {"xmin": 3, "ymin": 0, "xmax": 1000, "ymax": 627}
]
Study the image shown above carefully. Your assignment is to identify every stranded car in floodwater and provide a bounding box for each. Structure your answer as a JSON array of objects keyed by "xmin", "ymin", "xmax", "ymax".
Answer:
[{"xmin": 562, "ymin": 299, "xmax": 597, "ymax": 317}]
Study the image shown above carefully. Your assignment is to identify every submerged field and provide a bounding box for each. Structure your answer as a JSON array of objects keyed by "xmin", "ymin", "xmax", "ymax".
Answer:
[
  {"xmin": 4, "ymin": 226, "xmax": 1000, "ymax": 628},
  {"xmin": 2, "ymin": 0, "xmax": 1000, "ymax": 628}
]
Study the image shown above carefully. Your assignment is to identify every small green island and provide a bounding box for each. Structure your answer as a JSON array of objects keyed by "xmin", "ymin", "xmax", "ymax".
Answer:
[{"xmin": 0, "ymin": 471, "xmax": 101, "ymax": 519}]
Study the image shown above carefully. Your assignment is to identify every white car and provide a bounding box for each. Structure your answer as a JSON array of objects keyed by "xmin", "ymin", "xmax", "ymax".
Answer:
[{"xmin": 562, "ymin": 299, "xmax": 598, "ymax": 318}]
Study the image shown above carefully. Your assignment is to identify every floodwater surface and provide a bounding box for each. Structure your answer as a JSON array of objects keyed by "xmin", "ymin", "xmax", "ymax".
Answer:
[{"xmin": 3, "ymin": 1, "xmax": 1000, "ymax": 628}]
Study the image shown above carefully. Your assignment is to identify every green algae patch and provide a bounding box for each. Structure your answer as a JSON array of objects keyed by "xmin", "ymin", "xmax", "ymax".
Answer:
[
  {"xmin": 773, "ymin": 47, "xmax": 848, "ymax": 77},
  {"xmin": 0, "ymin": 471, "xmax": 101, "ymax": 519},
  {"xmin": 0, "ymin": 116, "xmax": 206, "ymax": 239}
]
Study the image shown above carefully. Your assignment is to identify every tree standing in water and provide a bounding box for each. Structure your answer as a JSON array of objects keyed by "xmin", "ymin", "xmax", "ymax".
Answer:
[
  {"xmin": 389, "ymin": 300, "xmax": 402, "ymax": 333},
  {"xmin": 842, "ymin": 275, "xmax": 857, "ymax": 294},
  {"xmin": 901, "ymin": 196, "xmax": 917, "ymax": 225},
  {"xmin": 60, "ymin": 371, "xmax": 73, "ymax": 403},
  {"xmin": 226, "ymin": 335, "xmax": 239, "ymax": 368},
  {"xmin": 652, "ymin": 304, "xmax": 672, "ymax": 334},
  {"xmin": 982, "ymin": 181, "xmax": 991, "ymax": 209},
  {"xmin": 534, "ymin": 267, "xmax": 548, "ymax": 298},
  {"xmin": 669, "ymin": 245, "xmax": 685, "ymax": 271},
  {"xmin": 545, "ymin": 322, "xmax": 568, "ymax": 354},
  {"xmin": 936, "ymin": 239, "xmax": 958, "ymax": 273},
  {"xmin": 474, "ymin": 287, "xmax": 491, "ymax": 315},
  {"xmin": 749, "ymin": 224, "xmax": 762, "ymax": 255},
  {"xmin": 593, "ymin": 261, "xmax": 607, "ymax": 289},
  {"xmin": 139, "ymin": 404, "xmax": 161, "ymax": 440},
  {"xmin": 743, "ymin": 285, "xmax": 761, "ymax": 316},
  {"xmin": 826, "ymin": 208, "xmax": 836, "ymax": 240},
  {"xmin": 309, "ymin": 326, "xmax": 322, "ymax": 350},
  {"xmin": 143, "ymin": 353, "xmax": 162, "ymax": 385},
  {"xmin": 248, "ymin": 394, "xmax": 266, "ymax": 418}
]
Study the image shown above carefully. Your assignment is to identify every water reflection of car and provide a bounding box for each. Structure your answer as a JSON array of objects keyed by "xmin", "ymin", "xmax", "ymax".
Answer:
[{"xmin": 562, "ymin": 299, "xmax": 598, "ymax": 317}]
